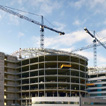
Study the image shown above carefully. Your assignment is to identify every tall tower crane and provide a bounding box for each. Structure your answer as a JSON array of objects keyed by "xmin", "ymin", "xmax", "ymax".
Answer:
[
  {"xmin": 84, "ymin": 28, "xmax": 106, "ymax": 67},
  {"xmin": 0, "ymin": 5, "xmax": 65, "ymax": 49},
  {"xmin": 71, "ymin": 28, "xmax": 106, "ymax": 67},
  {"xmin": 71, "ymin": 41, "xmax": 106, "ymax": 67}
]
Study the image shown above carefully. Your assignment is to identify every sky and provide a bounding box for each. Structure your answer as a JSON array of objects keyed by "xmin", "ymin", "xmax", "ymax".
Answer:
[{"xmin": 0, "ymin": 0, "xmax": 106, "ymax": 67}]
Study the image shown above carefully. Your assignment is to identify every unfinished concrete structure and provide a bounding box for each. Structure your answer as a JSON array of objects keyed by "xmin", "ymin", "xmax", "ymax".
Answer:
[
  {"xmin": 17, "ymin": 48, "xmax": 88, "ymax": 106},
  {"xmin": 0, "ymin": 48, "xmax": 88, "ymax": 106},
  {"xmin": 0, "ymin": 52, "xmax": 19, "ymax": 106},
  {"xmin": 87, "ymin": 67, "xmax": 106, "ymax": 98}
]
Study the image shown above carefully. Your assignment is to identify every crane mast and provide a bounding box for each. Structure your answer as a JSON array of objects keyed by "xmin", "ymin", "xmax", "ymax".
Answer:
[
  {"xmin": 0, "ymin": 5, "xmax": 65, "ymax": 49},
  {"xmin": 84, "ymin": 28, "xmax": 106, "ymax": 67},
  {"xmin": 71, "ymin": 40, "xmax": 106, "ymax": 68},
  {"xmin": 76, "ymin": 27, "xmax": 106, "ymax": 68},
  {"xmin": 40, "ymin": 16, "xmax": 44, "ymax": 49},
  {"xmin": 93, "ymin": 31, "xmax": 97, "ymax": 67}
]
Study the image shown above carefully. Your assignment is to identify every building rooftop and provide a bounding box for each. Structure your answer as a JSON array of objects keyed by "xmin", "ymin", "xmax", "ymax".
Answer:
[
  {"xmin": 12, "ymin": 48, "xmax": 88, "ymax": 60},
  {"xmin": 88, "ymin": 67, "xmax": 106, "ymax": 75}
]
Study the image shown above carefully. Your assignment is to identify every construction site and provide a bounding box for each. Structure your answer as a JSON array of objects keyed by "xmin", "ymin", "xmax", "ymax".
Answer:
[
  {"xmin": 0, "ymin": 48, "xmax": 87, "ymax": 106},
  {"xmin": 0, "ymin": 4, "xmax": 106, "ymax": 106}
]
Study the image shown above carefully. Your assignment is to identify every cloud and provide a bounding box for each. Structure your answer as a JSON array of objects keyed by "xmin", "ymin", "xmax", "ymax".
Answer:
[
  {"xmin": 31, "ymin": 36, "xmax": 40, "ymax": 48},
  {"xmin": 59, "ymin": 47, "xmax": 75, "ymax": 52},
  {"xmin": 73, "ymin": 20, "xmax": 81, "ymax": 26},
  {"xmin": 53, "ymin": 22, "xmax": 66, "ymax": 31},
  {"xmin": 17, "ymin": 0, "xmax": 23, "ymax": 4},
  {"xmin": 0, "ymin": 15, "xmax": 2, "ymax": 20},
  {"xmin": 97, "ymin": 29, "xmax": 106, "ymax": 39},
  {"xmin": 76, "ymin": 50, "xmax": 106, "ymax": 67},
  {"xmin": 32, "ymin": 30, "xmax": 91, "ymax": 50},
  {"xmin": 70, "ymin": 0, "xmax": 106, "ymax": 8},
  {"xmin": 89, "ymin": 0, "xmax": 106, "ymax": 9},
  {"xmin": 69, "ymin": 0, "xmax": 85, "ymax": 8},
  {"xmin": 69, "ymin": 0, "xmax": 106, "ymax": 14},
  {"xmin": 9, "ymin": 15, "xmax": 20, "ymax": 25},
  {"xmin": 103, "ymin": 20, "xmax": 106, "ymax": 25},
  {"xmin": 95, "ymin": 29, "xmax": 106, "ymax": 43},
  {"xmin": 76, "ymin": 50, "xmax": 93, "ymax": 58},
  {"xmin": 98, "ymin": 55, "xmax": 106, "ymax": 64},
  {"xmin": 18, "ymin": 32, "xmax": 25, "ymax": 38},
  {"xmin": 30, "ymin": 0, "xmax": 62, "ymax": 15},
  {"xmin": 0, "ymin": 10, "xmax": 7, "ymax": 20},
  {"xmin": 9, "ymin": 0, "xmax": 27, "ymax": 5},
  {"xmin": 73, "ymin": 19, "xmax": 87, "ymax": 26}
]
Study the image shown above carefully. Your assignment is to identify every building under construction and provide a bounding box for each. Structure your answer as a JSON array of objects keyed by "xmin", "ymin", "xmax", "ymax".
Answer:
[
  {"xmin": 0, "ymin": 4, "xmax": 106, "ymax": 106},
  {"xmin": 87, "ymin": 67, "xmax": 106, "ymax": 98},
  {"xmin": 0, "ymin": 48, "xmax": 88, "ymax": 106},
  {"xmin": 1, "ymin": 48, "xmax": 106, "ymax": 106}
]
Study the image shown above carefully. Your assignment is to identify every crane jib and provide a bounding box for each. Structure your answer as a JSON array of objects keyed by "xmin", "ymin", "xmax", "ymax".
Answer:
[{"xmin": 0, "ymin": 5, "xmax": 65, "ymax": 35}]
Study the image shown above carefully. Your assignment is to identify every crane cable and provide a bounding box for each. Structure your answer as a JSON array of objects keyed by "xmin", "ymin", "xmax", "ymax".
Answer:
[{"xmin": 5, "ymin": 5, "xmax": 55, "ymax": 28}]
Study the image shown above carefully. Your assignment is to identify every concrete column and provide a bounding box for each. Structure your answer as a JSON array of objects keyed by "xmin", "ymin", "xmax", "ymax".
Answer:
[
  {"xmin": 29, "ymin": 58, "xmax": 30, "ymax": 105},
  {"xmin": 70, "ymin": 55, "xmax": 71, "ymax": 97},
  {"xmin": 79, "ymin": 58, "xmax": 80, "ymax": 97},
  {"xmin": 0, "ymin": 53, "xmax": 4, "ymax": 106},
  {"xmin": 57, "ymin": 55, "xmax": 58, "ymax": 97},
  {"xmin": 20, "ymin": 60, "xmax": 22, "ymax": 105},
  {"xmin": 38, "ymin": 56, "xmax": 39, "ymax": 97},
  {"xmin": 44, "ymin": 54, "xmax": 46, "ymax": 97}
]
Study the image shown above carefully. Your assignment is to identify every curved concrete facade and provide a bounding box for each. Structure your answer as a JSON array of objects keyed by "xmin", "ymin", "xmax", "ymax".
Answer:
[{"xmin": 17, "ymin": 49, "xmax": 88, "ymax": 105}]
